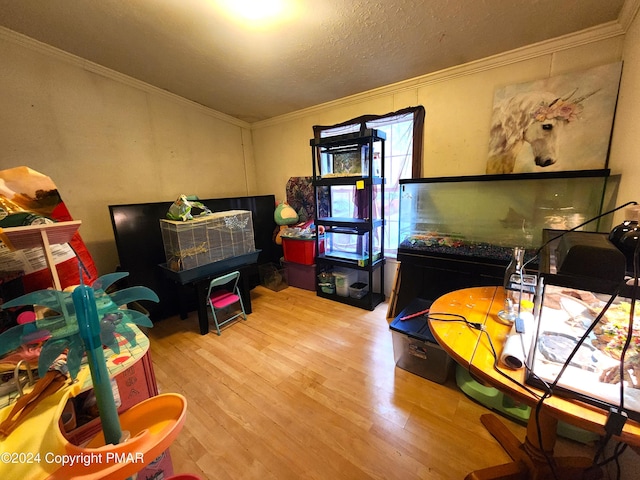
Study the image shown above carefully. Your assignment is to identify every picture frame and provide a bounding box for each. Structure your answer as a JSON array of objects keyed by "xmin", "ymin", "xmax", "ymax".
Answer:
[{"xmin": 486, "ymin": 62, "xmax": 622, "ymax": 174}]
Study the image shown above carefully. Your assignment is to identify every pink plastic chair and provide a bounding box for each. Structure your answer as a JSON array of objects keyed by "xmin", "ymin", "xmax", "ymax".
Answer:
[{"xmin": 206, "ymin": 271, "xmax": 247, "ymax": 335}]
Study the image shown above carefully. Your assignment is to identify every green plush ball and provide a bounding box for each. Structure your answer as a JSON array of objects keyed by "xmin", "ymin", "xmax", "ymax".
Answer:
[{"xmin": 274, "ymin": 202, "xmax": 299, "ymax": 225}]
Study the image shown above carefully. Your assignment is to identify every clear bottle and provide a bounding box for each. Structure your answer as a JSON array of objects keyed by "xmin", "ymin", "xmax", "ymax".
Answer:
[{"xmin": 498, "ymin": 247, "xmax": 525, "ymax": 322}]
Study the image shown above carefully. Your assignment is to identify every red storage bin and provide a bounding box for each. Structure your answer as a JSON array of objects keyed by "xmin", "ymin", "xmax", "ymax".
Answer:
[{"xmin": 282, "ymin": 237, "xmax": 323, "ymax": 265}]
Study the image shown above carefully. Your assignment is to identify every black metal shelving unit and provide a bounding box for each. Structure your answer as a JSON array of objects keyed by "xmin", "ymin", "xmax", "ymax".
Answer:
[{"xmin": 310, "ymin": 129, "xmax": 386, "ymax": 310}]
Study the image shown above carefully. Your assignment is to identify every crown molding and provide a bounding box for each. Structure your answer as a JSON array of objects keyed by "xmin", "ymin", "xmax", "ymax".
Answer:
[
  {"xmin": 252, "ymin": 21, "xmax": 626, "ymax": 129},
  {"xmin": 0, "ymin": 26, "xmax": 251, "ymax": 129},
  {"xmin": 619, "ymin": 0, "xmax": 640, "ymax": 31},
  {"xmin": 1, "ymin": 6, "xmax": 634, "ymax": 134}
]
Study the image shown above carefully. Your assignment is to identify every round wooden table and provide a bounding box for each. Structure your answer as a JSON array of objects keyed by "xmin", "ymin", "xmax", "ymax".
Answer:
[{"xmin": 428, "ymin": 286, "xmax": 640, "ymax": 480}]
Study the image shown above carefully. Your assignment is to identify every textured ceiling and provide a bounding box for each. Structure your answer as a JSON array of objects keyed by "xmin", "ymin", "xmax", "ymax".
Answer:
[{"xmin": 0, "ymin": 0, "xmax": 628, "ymax": 123}]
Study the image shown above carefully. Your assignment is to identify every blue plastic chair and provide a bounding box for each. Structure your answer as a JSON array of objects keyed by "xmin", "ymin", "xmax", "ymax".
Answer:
[{"xmin": 206, "ymin": 271, "xmax": 247, "ymax": 335}]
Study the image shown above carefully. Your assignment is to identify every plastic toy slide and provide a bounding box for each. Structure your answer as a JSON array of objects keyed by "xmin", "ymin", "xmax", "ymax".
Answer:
[{"xmin": 0, "ymin": 370, "xmax": 186, "ymax": 480}]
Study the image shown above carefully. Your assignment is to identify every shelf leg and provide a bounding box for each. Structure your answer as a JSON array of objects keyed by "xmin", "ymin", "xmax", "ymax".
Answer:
[{"xmin": 40, "ymin": 229, "xmax": 62, "ymax": 290}]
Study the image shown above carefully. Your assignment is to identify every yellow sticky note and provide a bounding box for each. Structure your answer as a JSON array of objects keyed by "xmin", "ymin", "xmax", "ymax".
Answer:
[
  {"xmin": 356, "ymin": 180, "xmax": 365, "ymax": 190},
  {"xmin": 521, "ymin": 299, "xmax": 534, "ymax": 310}
]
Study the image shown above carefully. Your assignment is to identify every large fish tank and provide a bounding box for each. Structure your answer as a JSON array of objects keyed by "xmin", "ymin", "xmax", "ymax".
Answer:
[{"xmin": 398, "ymin": 170, "xmax": 618, "ymax": 263}]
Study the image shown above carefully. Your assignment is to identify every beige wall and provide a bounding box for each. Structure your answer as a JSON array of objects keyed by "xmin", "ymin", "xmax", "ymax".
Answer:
[
  {"xmin": 251, "ymin": 33, "xmax": 629, "ymax": 196},
  {"xmin": 0, "ymin": 30, "xmax": 254, "ymax": 275},
  {"xmin": 249, "ymin": 20, "xmax": 637, "ymax": 299},
  {"xmin": 1, "ymin": 10, "xmax": 639, "ymax": 277},
  {"xmin": 609, "ymin": 5, "xmax": 640, "ymax": 224}
]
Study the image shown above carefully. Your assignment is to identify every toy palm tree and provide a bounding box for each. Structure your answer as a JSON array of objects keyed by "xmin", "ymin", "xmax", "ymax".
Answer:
[{"xmin": 0, "ymin": 272, "xmax": 158, "ymax": 445}]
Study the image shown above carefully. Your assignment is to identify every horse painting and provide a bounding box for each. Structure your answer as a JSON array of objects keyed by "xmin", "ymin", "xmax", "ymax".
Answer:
[{"xmin": 486, "ymin": 90, "xmax": 594, "ymax": 174}]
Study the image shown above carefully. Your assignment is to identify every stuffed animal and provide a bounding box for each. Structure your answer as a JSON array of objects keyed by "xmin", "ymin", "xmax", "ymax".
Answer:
[
  {"xmin": 274, "ymin": 202, "xmax": 299, "ymax": 225},
  {"xmin": 273, "ymin": 202, "xmax": 299, "ymax": 245}
]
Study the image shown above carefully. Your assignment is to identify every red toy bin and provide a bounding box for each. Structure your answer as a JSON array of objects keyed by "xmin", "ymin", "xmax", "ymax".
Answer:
[{"xmin": 282, "ymin": 237, "xmax": 324, "ymax": 265}]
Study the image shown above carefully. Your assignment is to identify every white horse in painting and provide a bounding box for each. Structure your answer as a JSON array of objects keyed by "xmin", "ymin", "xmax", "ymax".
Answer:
[{"xmin": 486, "ymin": 90, "xmax": 592, "ymax": 174}]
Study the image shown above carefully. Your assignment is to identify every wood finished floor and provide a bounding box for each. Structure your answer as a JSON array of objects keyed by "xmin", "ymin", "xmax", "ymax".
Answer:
[{"xmin": 147, "ymin": 285, "xmax": 595, "ymax": 480}]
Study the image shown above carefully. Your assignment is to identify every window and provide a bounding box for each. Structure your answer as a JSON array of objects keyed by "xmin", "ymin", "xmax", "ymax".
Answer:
[{"xmin": 313, "ymin": 106, "xmax": 425, "ymax": 256}]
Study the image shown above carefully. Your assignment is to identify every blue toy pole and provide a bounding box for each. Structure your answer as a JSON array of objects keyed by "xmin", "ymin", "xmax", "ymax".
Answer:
[{"xmin": 72, "ymin": 284, "xmax": 123, "ymax": 445}]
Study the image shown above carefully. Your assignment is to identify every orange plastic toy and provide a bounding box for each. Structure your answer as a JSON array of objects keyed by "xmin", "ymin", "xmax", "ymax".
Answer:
[{"xmin": 50, "ymin": 393, "xmax": 187, "ymax": 480}]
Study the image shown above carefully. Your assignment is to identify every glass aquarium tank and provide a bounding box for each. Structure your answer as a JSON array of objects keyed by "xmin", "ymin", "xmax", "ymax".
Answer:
[
  {"xmin": 323, "ymin": 226, "xmax": 382, "ymax": 266},
  {"xmin": 398, "ymin": 170, "xmax": 618, "ymax": 263},
  {"xmin": 315, "ymin": 130, "xmax": 383, "ymax": 178}
]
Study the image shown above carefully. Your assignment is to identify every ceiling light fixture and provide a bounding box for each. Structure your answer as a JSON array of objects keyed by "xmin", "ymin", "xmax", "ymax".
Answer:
[{"xmin": 216, "ymin": 0, "xmax": 291, "ymax": 23}]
